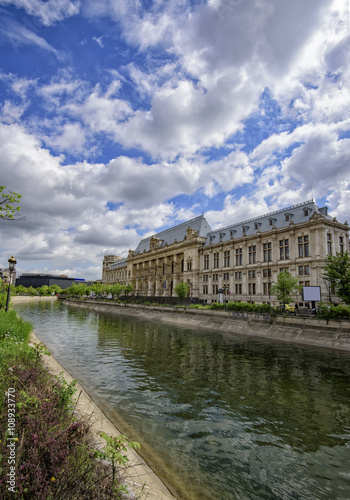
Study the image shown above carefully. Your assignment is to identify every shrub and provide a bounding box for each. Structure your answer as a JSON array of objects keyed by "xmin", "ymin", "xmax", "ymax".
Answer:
[
  {"xmin": 318, "ymin": 304, "xmax": 350, "ymax": 320},
  {"xmin": 210, "ymin": 302, "xmax": 225, "ymax": 310}
]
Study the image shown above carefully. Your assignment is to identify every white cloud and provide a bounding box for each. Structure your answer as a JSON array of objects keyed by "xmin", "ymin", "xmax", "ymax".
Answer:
[
  {"xmin": 0, "ymin": 15, "xmax": 62, "ymax": 58},
  {"xmin": 92, "ymin": 36, "xmax": 104, "ymax": 48},
  {"xmin": 44, "ymin": 122, "xmax": 87, "ymax": 154},
  {"xmin": 63, "ymin": 82, "xmax": 132, "ymax": 136},
  {"xmin": 0, "ymin": 0, "xmax": 80, "ymax": 26},
  {"xmin": 0, "ymin": 0, "xmax": 349, "ymax": 280}
]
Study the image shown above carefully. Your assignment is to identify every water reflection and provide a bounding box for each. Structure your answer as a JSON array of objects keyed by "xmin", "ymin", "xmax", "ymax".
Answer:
[{"xmin": 15, "ymin": 300, "xmax": 350, "ymax": 500}]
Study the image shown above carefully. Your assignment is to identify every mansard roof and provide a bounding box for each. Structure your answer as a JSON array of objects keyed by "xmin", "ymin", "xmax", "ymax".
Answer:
[
  {"xmin": 110, "ymin": 258, "xmax": 128, "ymax": 269},
  {"xmin": 203, "ymin": 200, "xmax": 332, "ymax": 246},
  {"xmin": 134, "ymin": 215, "xmax": 212, "ymax": 255}
]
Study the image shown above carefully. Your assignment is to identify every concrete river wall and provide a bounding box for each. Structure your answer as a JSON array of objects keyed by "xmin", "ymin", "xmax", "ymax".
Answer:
[{"xmin": 65, "ymin": 299, "xmax": 350, "ymax": 352}]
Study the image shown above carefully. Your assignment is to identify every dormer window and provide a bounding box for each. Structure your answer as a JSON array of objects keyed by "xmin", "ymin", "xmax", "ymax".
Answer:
[
  {"xmin": 210, "ymin": 235, "xmax": 215, "ymax": 243},
  {"xmin": 242, "ymin": 225, "xmax": 249, "ymax": 235},
  {"xmin": 303, "ymin": 208, "xmax": 311, "ymax": 217},
  {"xmin": 230, "ymin": 230, "xmax": 236, "ymax": 238},
  {"xmin": 254, "ymin": 222, "xmax": 262, "ymax": 230},
  {"xmin": 285, "ymin": 212, "xmax": 293, "ymax": 222},
  {"xmin": 268, "ymin": 218, "xmax": 277, "ymax": 226}
]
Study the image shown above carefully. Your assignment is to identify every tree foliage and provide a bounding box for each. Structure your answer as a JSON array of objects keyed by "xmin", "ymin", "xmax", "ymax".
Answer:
[
  {"xmin": 270, "ymin": 271, "xmax": 301, "ymax": 306},
  {"xmin": 0, "ymin": 186, "xmax": 23, "ymax": 220},
  {"xmin": 174, "ymin": 282, "xmax": 190, "ymax": 300},
  {"xmin": 323, "ymin": 251, "xmax": 350, "ymax": 305}
]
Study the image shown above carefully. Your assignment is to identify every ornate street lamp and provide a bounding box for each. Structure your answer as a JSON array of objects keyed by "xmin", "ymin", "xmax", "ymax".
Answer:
[{"xmin": 5, "ymin": 256, "xmax": 16, "ymax": 312}]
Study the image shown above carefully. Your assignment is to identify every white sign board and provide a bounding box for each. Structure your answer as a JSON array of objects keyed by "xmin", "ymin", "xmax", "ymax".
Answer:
[{"xmin": 302, "ymin": 286, "xmax": 321, "ymax": 302}]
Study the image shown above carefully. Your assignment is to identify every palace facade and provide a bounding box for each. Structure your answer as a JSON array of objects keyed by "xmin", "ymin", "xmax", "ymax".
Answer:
[{"xmin": 102, "ymin": 200, "xmax": 349, "ymax": 305}]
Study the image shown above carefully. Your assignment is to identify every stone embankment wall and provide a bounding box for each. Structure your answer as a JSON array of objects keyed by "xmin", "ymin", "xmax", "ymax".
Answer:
[{"xmin": 65, "ymin": 299, "xmax": 350, "ymax": 352}]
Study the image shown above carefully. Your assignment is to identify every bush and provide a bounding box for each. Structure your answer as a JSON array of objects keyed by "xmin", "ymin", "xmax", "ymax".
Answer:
[
  {"xmin": 318, "ymin": 304, "xmax": 350, "ymax": 320},
  {"xmin": 226, "ymin": 302, "xmax": 274, "ymax": 314},
  {"xmin": 210, "ymin": 302, "xmax": 225, "ymax": 310}
]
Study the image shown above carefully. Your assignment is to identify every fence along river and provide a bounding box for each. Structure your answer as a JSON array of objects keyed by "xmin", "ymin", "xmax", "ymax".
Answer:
[{"xmin": 14, "ymin": 299, "xmax": 350, "ymax": 500}]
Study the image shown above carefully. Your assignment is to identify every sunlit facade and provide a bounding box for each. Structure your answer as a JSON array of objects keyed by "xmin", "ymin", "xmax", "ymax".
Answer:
[{"xmin": 102, "ymin": 201, "xmax": 349, "ymax": 304}]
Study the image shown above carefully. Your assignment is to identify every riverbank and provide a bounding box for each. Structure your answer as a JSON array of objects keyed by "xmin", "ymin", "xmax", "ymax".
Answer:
[
  {"xmin": 11, "ymin": 296, "xmax": 176, "ymax": 500},
  {"xmin": 65, "ymin": 298, "xmax": 350, "ymax": 352}
]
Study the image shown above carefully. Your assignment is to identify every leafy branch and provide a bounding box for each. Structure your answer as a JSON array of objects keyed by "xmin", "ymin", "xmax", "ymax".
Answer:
[{"xmin": 0, "ymin": 186, "xmax": 24, "ymax": 221}]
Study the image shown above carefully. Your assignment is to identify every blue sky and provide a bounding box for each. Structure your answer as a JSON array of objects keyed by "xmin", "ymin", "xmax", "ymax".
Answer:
[{"xmin": 0, "ymin": 0, "xmax": 349, "ymax": 280}]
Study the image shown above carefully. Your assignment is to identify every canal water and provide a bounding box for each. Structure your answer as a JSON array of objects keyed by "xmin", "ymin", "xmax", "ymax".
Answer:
[{"xmin": 14, "ymin": 300, "xmax": 350, "ymax": 500}]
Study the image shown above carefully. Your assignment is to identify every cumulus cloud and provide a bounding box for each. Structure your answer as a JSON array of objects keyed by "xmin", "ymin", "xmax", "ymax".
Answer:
[{"xmin": 0, "ymin": 0, "xmax": 349, "ymax": 279}]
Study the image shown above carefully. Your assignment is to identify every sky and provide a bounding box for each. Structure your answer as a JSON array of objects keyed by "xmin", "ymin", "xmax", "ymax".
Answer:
[{"xmin": 0, "ymin": 0, "xmax": 349, "ymax": 281}]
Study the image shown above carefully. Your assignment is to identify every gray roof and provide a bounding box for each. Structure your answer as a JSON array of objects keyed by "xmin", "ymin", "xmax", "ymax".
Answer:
[
  {"xmin": 203, "ymin": 200, "xmax": 331, "ymax": 246},
  {"xmin": 110, "ymin": 258, "xmax": 128, "ymax": 269},
  {"xmin": 134, "ymin": 215, "xmax": 212, "ymax": 255}
]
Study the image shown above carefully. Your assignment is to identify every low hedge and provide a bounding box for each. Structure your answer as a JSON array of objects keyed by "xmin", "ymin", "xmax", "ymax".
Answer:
[{"xmin": 317, "ymin": 304, "xmax": 350, "ymax": 320}]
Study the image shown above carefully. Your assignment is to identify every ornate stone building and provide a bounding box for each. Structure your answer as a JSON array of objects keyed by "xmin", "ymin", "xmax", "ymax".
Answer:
[{"xmin": 102, "ymin": 200, "xmax": 349, "ymax": 305}]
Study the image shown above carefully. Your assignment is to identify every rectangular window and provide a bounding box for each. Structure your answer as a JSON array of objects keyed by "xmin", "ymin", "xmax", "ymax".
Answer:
[
  {"xmin": 212, "ymin": 284, "xmax": 218, "ymax": 295},
  {"xmin": 213, "ymin": 252, "xmax": 220, "ymax": 268},
  {"xmin": 248, "ymin": 270, "xmax": 256, "ymax": 279},
  {"xmin": 298, "ymin": 265, "xmax": 310, "ymax": 276},
  {"xmin": 340, "ymin": 236, "xmax": 344, "ymax": 254},
  {"xmin": 187, "ymin": 261, "xmax": 192, "ymax": 271},
  {"xmin": 279, "ymin": 239, "xmax": 289, "ymax": 260},
  {"xmin": 248, "ymin": 283, "xmax": 256, "ymax": 295},
  {"xmin": 203, "ymin": 285, "xmax": 208, "ymax": 295},
  {"xmin": 263, "ymin": 269, "xmax": 271, "ymax": 278},
  {"xmin": 249, "ymin": 245, "xmax": 256, "ymax": 264},
  {"xmin": 212, "ymin": 273, "xmax": 219, "ymax": 281},
  {"xmin": 235, "ymin": 271, "xmax": 242, "ymax": 279},
  {"xmin": 224, "ymin": 250, "xmax": 230, "ymax": 267},
  {"xmin": 327, "ymin": 234, "xmax": 332, "ymax": 255},
  {"xmin": 298, "ymin": 237, "xmax": 303, "ymax": 257},
  {"xmin": 204, "ymin": 254, "xmax": 209, "ymax": 270},
  {"xmin": 235, "ymin": 248, "xmax": 243, "ymax": 265},
  {"xmin": 223, "ymin": 272, "xmax": 230, "ymax": 281},
  {"xmin": 235, "ymin": 283, "xmax": 242, "ymax": 295},
  {"xmin": 263, "ymin": 242, "xmax": 272, "ymax": 262},
  {"xmin": 298, "ymin": 235, "xmax": 309, "ymax": 258}
]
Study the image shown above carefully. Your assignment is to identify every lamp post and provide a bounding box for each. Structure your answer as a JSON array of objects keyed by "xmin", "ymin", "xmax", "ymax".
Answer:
[{"xmin": 5, "ymin": 256, "xmax": 16, "ymax": 312}]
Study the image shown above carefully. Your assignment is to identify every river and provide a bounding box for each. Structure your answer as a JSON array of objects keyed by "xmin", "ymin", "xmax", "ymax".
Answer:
[{"xmin": 14, "ymin": 299, "xmax": 350, "ymax": 500}]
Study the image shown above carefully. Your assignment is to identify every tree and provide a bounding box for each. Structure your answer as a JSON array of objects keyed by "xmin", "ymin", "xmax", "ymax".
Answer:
[
  {"xmin": 0, "ymin": 186, "xmax": 23, "ymax": 220},
  {"xmin": 124, "ymin": 284, "xmax": 134, "ymax": 296},
  {"xmin": 110, "ymin": 283, "xmax": 124, "ymax": 299},
  {"xmin": 48, "ymin": 284, "xmax": 62, "ymax": 295},
  {"xmin": 323, "ymin": 252, "xmax": 350, "ymax": 305},
  {"xmin": 270, "ymin": 271, "xmax": 301, "ymax": 308},
  {"xmin": 174, "ymin": 282, "xmax": 190, "ymax": 302}
]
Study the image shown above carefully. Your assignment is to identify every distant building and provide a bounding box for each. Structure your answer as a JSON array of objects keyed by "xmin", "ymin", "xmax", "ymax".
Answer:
[
  {"xmin": 16, "ymin": 274, "xmax": 84, "ymax": 290},
  {"xmin": 102, "ymin": 200, "xmax": 349, "ymax": 305}
]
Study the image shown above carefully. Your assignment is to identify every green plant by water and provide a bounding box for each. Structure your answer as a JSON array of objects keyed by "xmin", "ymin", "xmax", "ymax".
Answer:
[{"xmin": 0, "ymin": 309, "xmax": 141, "ymax": 499}]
